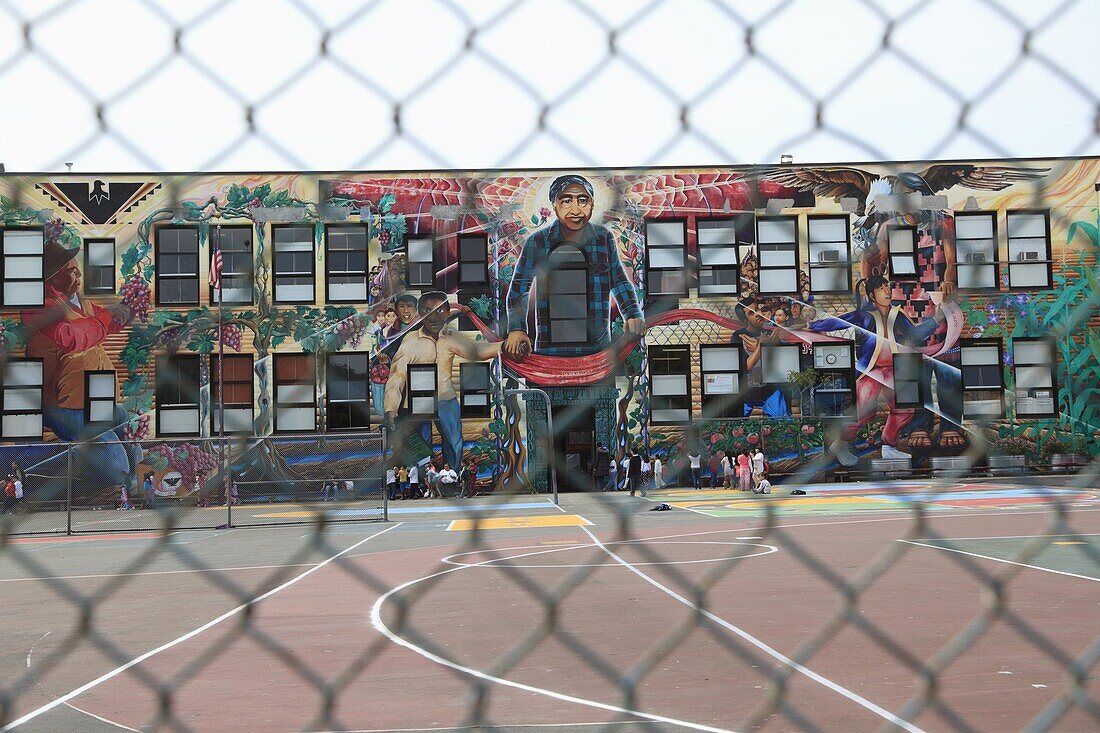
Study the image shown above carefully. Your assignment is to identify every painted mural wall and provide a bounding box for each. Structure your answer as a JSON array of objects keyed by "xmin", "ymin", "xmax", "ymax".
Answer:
[{"xmin": 0, "ymin": 158, "xmax": 1096, "ymax": 502}]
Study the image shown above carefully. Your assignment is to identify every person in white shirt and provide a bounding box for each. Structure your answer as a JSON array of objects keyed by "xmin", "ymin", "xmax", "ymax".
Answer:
[
  {"xmin": 619, "ymin": 457, "xmax": 629, "ymax": 491},
  {"xmin": 653, "ymin": 457, "xmax": 664, "ymax": 489},
  {"xmin": 437, "ymin": 463, "xmax": 458, "ymax": 496},
  {"xmin": 751, "ymin": 448, "xmax": 766, "ymax": 486},
  {"xmin": 386, "ymin": 466, "xmax": 398, "ymax": 501},
  {"xmin": 719, "ymin": 453, "xmax": 732, "ymax": 488},
  {"xmin": 425, "ymin": 463, "xmax": 440, "ymax": 499},
  {"xmin": 688, "ymin": 453, "xmax": 702, "ymax": 490},
  {"xmin": 408, "ymin": 464, "xmax": 419, "ymax": 499},
  {"xmin": 343, "ymin": 479, "xmax": 353, "ymax": 500}
]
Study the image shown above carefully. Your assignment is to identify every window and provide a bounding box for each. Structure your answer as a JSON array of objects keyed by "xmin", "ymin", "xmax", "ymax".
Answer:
[
  {"xmin": 649, "ymin": 345, "xmax": 691, "ymax": 423},
  {"xmin": 274, "ymin": 354, "xmax": 316, "ymax": 432},
  {"xmin": 2, "ymin": 228, "xmax": 44, "ymax": 307},
  {"xmin": 460, "ymin": 362, "xmax": 491, "ymax": 417},
  {"xmin": 408, "ymin": 365, "xmax": 437, "ymax": 416},
  {"xmin": 955, "ymin": 213, "xmax": 997, "ymax": 290},
  {"xmin": 458, "ymin": 234, "xmax": 489, "ymax": 286},
  {"xmin": 406, "ymin": 236, "xmax": 434, "ymax": 288},
  {"xmin": 326, "ymin": 353, "xmax": 370, "ymax": 431},
  {"xmin": 84, "ymin": 239, "xmax": 115, "ymax": 295},
  {"xmin": 272, "ymin": 226, "xmax": 315, "ymax": 303},
  {"xmin": 757, "ymin": 217, "xmax": 799, "ymax": 294},
  {"xmin": 697, "ymin": 217, "xmax": 746, "ymax": 296},
  {"xmin": 887, "ymin": 226, "xmax": 918, "ymax": 278},
  {"xmin": 1, "ymin": 359, "xmax": 42, "ymax": 439},
  {"xmin": 1013, "ymin": 338, "xmax": 1056, "ymax": 417},
  {"xmin": 325, "ymin": 225, "xmax": 369, "ymax": 302},
  {"xmin": 1007, "ymin": 211, "xmax": 1051, "ymax": 288},
  {"xmin": 893, "ymin": 352, "xmax": 923, "ymax": 407},
  {"xmin": 84, "ymin": 371, "xmax": 116, "ymax": 427},
  {"xmin": 960, "ymin": 340, "xmax": 1004, "ymax": 418},
  {"xmin": 211, "ymin": 354, "xmax": 254, "ymax": 434},
  {"xmin": 155, "ymin": 355, "xmax": 200, "ymax": 436},
  {"xmin": 211, "ymin": 226, "xmax": 253, "ymax": 304},
  {"xmin": 700, "ymin": 345, "xmax": 742, "ymax": 418},
  {"xmin": 813, "ymin": 343, "xmax": 854, "ymax": 417},
  {"xmin": 762, "ymin": 344, "xmax": 800, "ymax": 384},
  {"xmin": 645, "ymin": 220, "xmax": 687, "ymax": 296},
  {"xmin": 546, "ymin": 244, "xmax": 588, "ymax": 345},
  {"xmin": 807, "ymin": 216, "xmax": 850, "ymax": 293},
  {"xmin": 155, "ymin": 226, "xmax": 199, "ymax": 305}
]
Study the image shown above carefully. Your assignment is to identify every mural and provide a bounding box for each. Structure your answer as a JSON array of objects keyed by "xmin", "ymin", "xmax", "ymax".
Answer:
[{"xmin": 0, "ymin": 158, "xmax": 1097, "ymax": 505}]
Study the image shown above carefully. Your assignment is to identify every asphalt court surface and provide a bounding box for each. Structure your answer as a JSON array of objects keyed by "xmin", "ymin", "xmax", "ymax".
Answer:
[{"xmin": 3, "ymin": 482, "xmax": 1100, "ymax": 732}]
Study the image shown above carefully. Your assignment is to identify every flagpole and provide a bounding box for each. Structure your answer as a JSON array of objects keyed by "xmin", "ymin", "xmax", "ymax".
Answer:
[{"xmin": 215, "ymin": 226, "xmax": 228, "ymax": 525}]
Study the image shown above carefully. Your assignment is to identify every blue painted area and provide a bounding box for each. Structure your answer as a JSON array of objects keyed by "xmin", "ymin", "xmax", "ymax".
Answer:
[
  {"xmin": 324, "ymin": 500, "xmax": 556, "ymax": 517},
  {"xmin": 867, "ymin": 487, "xmax": 1083, "ymax": 503}
]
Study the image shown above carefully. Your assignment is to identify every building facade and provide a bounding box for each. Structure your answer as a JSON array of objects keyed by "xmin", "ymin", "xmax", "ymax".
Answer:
[{"xmin": 0, "ymin": 159, "xmax": 1097, "ymax": 499}]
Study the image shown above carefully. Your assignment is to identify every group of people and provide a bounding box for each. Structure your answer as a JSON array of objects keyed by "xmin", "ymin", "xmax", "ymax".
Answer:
[
  {"xmin": 687, "ymin": 448, "xmax": 771, "ymax": 494},
  {"xmin": 320, "ymin": 478, "xmax": 354, "ymax": 502},
  {"xmin": 385, "ymin": 460, "xmax": 475, "ymax": 501},
  {"xmin": 592, "ymin": 445, "xmax": 663, "ymax": 497},
  {"xmin": 2, "ymin": 462, "xmax": 25, "ymax": 514}
]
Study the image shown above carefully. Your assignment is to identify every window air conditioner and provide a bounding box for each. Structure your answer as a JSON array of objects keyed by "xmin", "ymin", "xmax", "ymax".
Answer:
[
  {"xmin": 818, "ymin": 250, "xmax": 840, "ymax": 263},
  {"xmin": 1017, "ymin": 251, "xmax": 1040, "ymax": 261},
  {"xmin": 966, "ymin": 252, "xmax": 987, "ymax": 263}
]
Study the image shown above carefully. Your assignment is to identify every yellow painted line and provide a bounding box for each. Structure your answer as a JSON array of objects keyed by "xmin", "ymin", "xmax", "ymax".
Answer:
[
  {"xmin": 720, "ymin": 496, "xmax": 895, "ymax": 510},
  {"xmin": 448, "ymin": 514, "xmax": 592, "ymax": 531},
  {"xmin": 1053, "ymin": 541, "xmax": 1087, "ymax": 545}
]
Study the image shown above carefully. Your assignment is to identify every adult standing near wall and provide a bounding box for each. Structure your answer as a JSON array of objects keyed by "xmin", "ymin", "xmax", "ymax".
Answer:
[
  {"xmin": 653, "ymin": 455, "xmax": 664, "ymax": 489},
  {"xmin": 592, "ymin": 443, "xmax": 611, "ymax": 492},
  {"xmin": 627, "ymin": 448, "xmax": 644, "ymax": 497},
  {"xmin": 752, "ymin": 447, "xmax": 767, "ymax": 489},
  {"xmin": 688, "ymin": 452, "xmax": 702, "ymax": 490}
]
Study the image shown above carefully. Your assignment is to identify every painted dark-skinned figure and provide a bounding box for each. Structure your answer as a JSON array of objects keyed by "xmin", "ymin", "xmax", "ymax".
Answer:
[
  {"xmin": 21, "ymin": 239, "xmax": 142, "ymax": 494},
  {"xmin": 383, "ymin": 291, "xmax": 501, "ymax": 470},
  {"xmin": 503, "ymin": 175, "xmax": 645, "ymax": 360}
]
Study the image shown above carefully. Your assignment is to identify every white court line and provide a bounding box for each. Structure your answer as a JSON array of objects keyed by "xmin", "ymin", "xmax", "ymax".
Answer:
[
  {"xmin": 580, "ymin": 525, "xmax": 926, "ymax": 733},
  {"xmin": 370, "ymin": 543, "xmax": 735, "ymax": 732},
  {"xmin": 913, "ymin": 532, "xmax": 1100, "ymax": 542},
  {"xmin": 898, "ymin": 540, "xmax": 1100, "ymax": 584},
  {"xmin": 3, "ymin": 522, "xmax": 402, "ymax": 732}
]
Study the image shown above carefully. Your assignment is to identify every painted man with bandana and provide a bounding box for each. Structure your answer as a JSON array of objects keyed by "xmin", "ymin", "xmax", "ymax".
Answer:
[{"xmin": 503, "ymin": 175, "xmax": 645, "ymax": 361}]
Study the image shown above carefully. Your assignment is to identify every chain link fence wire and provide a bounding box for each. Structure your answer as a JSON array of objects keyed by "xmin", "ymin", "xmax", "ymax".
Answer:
[{"xmin": 2, "ymin": 0, "xmax": 1100, "ymax": 731}]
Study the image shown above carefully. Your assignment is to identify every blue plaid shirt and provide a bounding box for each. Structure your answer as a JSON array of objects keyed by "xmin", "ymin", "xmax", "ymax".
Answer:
[{"xmin": 507, "ymin": 221, "xmax": 642, "ymax": 355}]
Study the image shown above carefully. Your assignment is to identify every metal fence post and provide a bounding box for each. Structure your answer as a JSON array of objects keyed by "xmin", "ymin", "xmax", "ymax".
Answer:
[
  {"xmin": 65, "ymin": 443, "xmax": 73, "ymax": 536},
  {"xmin": 381, "ymin": 427, "xmax": 389, "ymax": 523}
]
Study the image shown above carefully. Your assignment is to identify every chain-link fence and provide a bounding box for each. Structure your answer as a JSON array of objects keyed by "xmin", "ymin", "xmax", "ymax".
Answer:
[{"xmin": 2, "ymin": 1, "xmax": 1100, "ymax": 731}]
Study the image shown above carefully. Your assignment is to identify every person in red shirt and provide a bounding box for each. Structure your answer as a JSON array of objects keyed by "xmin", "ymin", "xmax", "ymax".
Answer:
[{"xmin": 21, "ymin": 240, "xmax": 140, "ymax": 493}]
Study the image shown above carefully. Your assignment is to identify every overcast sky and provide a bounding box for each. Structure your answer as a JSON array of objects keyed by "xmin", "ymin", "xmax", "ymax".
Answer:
[{"xmin": 0, "ymin": 0, "xmax": 1097, "ymax": 173}]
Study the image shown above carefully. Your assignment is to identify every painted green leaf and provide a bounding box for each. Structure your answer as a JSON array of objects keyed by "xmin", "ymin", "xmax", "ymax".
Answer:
[{"xmin": 378, "ymin": 193, "xmax": 396, "ymax": 214}]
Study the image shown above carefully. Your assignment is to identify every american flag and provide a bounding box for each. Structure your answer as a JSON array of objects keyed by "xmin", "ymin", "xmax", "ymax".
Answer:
[{"xmin": 209, "ymin": 240, "xmax": 222, "ymax": 290}]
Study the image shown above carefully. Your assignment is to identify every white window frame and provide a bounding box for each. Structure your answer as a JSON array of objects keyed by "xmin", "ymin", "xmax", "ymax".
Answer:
[
  {"xmin": 272, "ymin": 225, "xmax": 315, "ymax": 304},
  {"xmin": 807, "ymin": 216, "xmax": 851, "ymax": 293},
  {"xmin": 1006, "ymin": 211, "xmax": 1051, "ymax": 289},
  {"xmin": 460, "ymin": 362, "xmax": 491, "ymax": 417},
  {"xmin": 274, "ymin": 354, "xmax": 317, "ymax": 433},
  {"xmin": 408, "ymin": 364, "xmax": 438, "ymax": 417},
  {"xmin": 696, "ymin": 217, "xmax": 746, "ymax": 297},
  {"xmin": 954, "ymin": 212, "xmax": 998, "ymax": 291},
  {"xmin": 325, "ymin": 224, "xmax": 369, "ymax": 303},
  {"xmin": 756, "ymin": 216, "xmax": 799, "ymax": 294},
  {"xmin": 84, "ymin": 370, "xmax": 117, "ymax": 427},
  {"xmin": 84, "ymin": 238, "xmax": 116, "ymax": 295},
  {"xmin": 155, "ymin": 226, "xmax": 200, "ymax": 306},
  {"xmin": 1013, "ymin": 338, "xmax": 1056, "ymax": 418},
  {"xmin": 645, "ymin": 220, "xmax": 687, "ymax": 297},
  {"xmin": 211, "ymin": 225, "xmax": 253, "ymax": 304},
  {"xmin": 405, "ymin": 235, "xmax": 435, "ymax": 288},
  {"xmin": 960, "ymin": 339, "xmax": 1004, "ymax": 418},
  {"xmin": 761, "ymin": 343, "xmax": 800, "ymax": 384},
  {"xmin": 2, "ymin": 359, "xmax": 43, "ymax": 440},
  {"xmin": 649, "ymin": 344, "xmax": 691, "ymax": 424},
  {"xmin": 2, "ymin": 228, "xmax": 45, "ymax": 307},
  {"xmin": 156, "ymin": 354, "xmax": 201, "ymax": 436},
  {"xmin": 812, "ymin": 342, "xmax": 855, "ymax": 417},
  {"xmin": 700, "ymin": 345, "xmax": 742, "ymax": 418},
  {"xmin": 887, "ymin": 225, "xmax": 918, "ymax": 279},
  {"xmin": 211, "ymin": 354, "xmax": 255, "ymax": 434}
]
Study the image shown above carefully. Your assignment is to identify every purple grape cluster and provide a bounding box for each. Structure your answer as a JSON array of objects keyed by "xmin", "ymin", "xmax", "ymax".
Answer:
[
  {"xmin": 157, "ymin": 327, "xmax": 182, "ymax": 345},
  {"xmin": 123, "ymin": 412, "xmax": 150, "ymax": 440},
  {"xmin": 218, "ymin": 324, "xmax": 243, "ymax": 352},
  {"xmin": 146, "ymin": 442, "xmax": 218, "ymax": 489},
  {"xmin": 44, "ymin": 218, "xmax": 64, "ymax": 243},
  {"xmin": 335, "ymin": 316, "xmax": 366, "ymax": 348},
  {"xmin": 119, "ymin": 275, "xmax": 152, "ymax": 322},
  {"xmin": 378, "ymin": 228, "xmax": 391, "ymax": 246}
]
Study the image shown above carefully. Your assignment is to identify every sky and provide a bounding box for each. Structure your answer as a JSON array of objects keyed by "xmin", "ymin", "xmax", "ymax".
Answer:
[{"xmin": 0, "ymin": 0, "xmax": 1097, "ymax": 173}]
